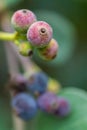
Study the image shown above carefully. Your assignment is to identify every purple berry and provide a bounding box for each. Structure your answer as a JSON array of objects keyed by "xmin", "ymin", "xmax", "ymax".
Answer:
[
  {"xmin": 55, "ymin": 97, "xmax": 71, "ymax": 117},
  {"xmin": 27, "ymin": 72, "xmax": 48, "ymax": 95},
  {"xmin": 37, "ymin": 92, "xmax": 59, "ymax": 113},
  {"xmin": 11, "ymin": 9, "xmax": 37, "ymax": 33},
  {"xmin": 27, "ymin": 21, "xmax": 53, "ymax": 48},
  {"xmin": 11, "ymin": 93, "xmax": 37, "ymax": 121},
  {"xmin": 38, "ymin": 38, "xmax": 58, "ymax": 60},
  {"xmin": 8, "ymin": 74, "xmax": 27, "ymax": 93}
]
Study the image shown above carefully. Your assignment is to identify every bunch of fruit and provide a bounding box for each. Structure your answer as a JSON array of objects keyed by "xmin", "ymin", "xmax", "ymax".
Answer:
[
  {"xmin": 11, "ymin": 9, "xmax": 59, "ymax": 60},
  {"xmin": 8, "ymin": 72, "xmax": 71, "ymax": 121}
]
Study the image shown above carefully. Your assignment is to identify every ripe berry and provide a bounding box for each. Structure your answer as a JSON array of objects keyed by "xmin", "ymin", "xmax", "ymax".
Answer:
[
  {"xmin": 37, "ymin": 92, "xmax": 59, "ymax": 113},
  {"xmin": 27, "ymin": 72, "xmax": 48, "ymax": 95},
  {"xmin": 55, "ymin": 97, "xmax": 71, "ymax": 117},
  {"xmin": 7, "ymin": 74, "xmax": 27, "ymax": 93},
  {"xmin": 11, "ymin": 93, "xmax": 37, "ymax": 121},
  {"xmin": 11, "ymin": 9, "xmax": 37, "ymax": 33},
  {"xmin": 19, "ymin": 42, "xmax": 33, "ymax": 57},
  {"xmin": 38, "ymin": 38, "xmax": 58, "ymax": 60},
  {"xmin": 27, "ymin": 21, "xmax": 53, "ymax": 48}
]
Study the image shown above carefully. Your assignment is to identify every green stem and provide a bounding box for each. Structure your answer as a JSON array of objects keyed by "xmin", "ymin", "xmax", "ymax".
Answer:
[{"xmin": 0, "ymin": 31, "xmax": 17, "ymax": 41}]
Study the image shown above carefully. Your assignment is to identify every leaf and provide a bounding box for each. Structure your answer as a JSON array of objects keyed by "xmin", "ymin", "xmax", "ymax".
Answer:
[
  {"xmin": 27, "ymin": 87, "xmax": 87, "ymax": 130},
  {"xmin": 33, "ymin": 10, "xmax": 77, "ymax": 65}
]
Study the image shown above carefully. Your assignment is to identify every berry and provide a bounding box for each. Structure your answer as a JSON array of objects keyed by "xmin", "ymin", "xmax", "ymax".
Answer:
[
  {"xmin": 38, "ymin": 38, "xmax": 58, "ymax": 60},
  {"xmin": 37, "ymin": 92, "xmax": 59, "ymax": 113},
  {"xmin": 55, "ymin": 97, "xmax": 71, "ymax": 117},
  {"xmin": 27, "ymin": 21, "xmax": 53, "ymax": 48},
  {"xmin": 27, "ymin": 72, "xmax": 48, "ymax": 95},
  {"xmin": 19, "ymin": 42, "xmax": 33, "ymax": 57},
  {"xmin": 11, "ymin": 9, "xmax": 37, "ymax": 33},
  {"xmin": 11, "ymin": 93, "xmax": 37, "ymax": 121},
  {"xmin": 47, "ymin": 78, "xmax": 61, "ymax": 94},
  {"xmin": 7, "ymin": 74, "xmax": 27, "ymax": 93}
]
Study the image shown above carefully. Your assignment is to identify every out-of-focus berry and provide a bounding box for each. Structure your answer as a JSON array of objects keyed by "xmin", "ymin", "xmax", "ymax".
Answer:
[
  {"xmin": 27, "ymin": 21, "xmax": 53, "ymax": 48},
  {"xmin": 19, "ymin": 42, "xmax": 33, "ymax": 57},
  {"xmin": 11, "ymin": 93, "xmax": 37, "ymax": 121},
  {"xmin": 11, "ymin": 9, "xmax": 37, "ymax": 33},
  {"xmin": 38, "ymin": 38, "xmax": 58, "ymax": 60},
  {"xmin": 37, "ymin": 92, "xmax": 59, "ymax": 113},
  {"xmin": 7, "ymin": 74, "xmax": 27, "ymax": 93},
  {"xmin": 27, "ymin": 72, "xmax": 48, "ymax": 95},
  {"xmin": 47, "ymin": 78, "xmax": 61, "ymax": 94},
  {"xmin": 55, "ymin": 97, "xmax": 71, "ymax": 117}
]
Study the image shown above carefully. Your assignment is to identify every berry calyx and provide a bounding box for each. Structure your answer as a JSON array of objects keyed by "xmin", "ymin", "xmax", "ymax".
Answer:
[
  {"xmin": 27, "ymin": 21, "xmax": 53, "ymax": 48},
  {"xmin": 11, "ymin": 9, "xmax": 37, "ymax": 33}
]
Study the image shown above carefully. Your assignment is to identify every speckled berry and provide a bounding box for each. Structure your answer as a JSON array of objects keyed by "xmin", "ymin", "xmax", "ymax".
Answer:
[
  {"xmin": 27, "ymin": 72, "xmax": 48, "ymax": 96},
  {"xmin": 27, "ymin": 21, "xmax": 53, "ymax": 48},
  {"xmin": 11, "ymin": 93, "xmax": 37, "ymax": 121},
  {"xmin": 11, "ymin": 9, "xmax": 37, "ymax": 33},
  {"xmin": 38, "ymin": 38, "xmax": 58, "ymax": 60},
  {"xmin": 55, "ymin": 97, "xmax": 71, "ymax": 117},
  {"xmin": 37, "ymin": 92, "xmax": 59, "ymax": 113},
  {"xmin": 19, "ymin": 42, "xmax": 33, "ymax": 57}
]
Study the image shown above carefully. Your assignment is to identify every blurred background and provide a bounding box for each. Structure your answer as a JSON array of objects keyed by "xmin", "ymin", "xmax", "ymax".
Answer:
[{"xmin": 0, "ymin": 0, "xmax": 87, "ymax": 129}]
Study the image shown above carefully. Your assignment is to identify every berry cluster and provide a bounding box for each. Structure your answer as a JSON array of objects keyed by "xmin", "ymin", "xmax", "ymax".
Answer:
[
  {"xmin": 11, "ymin": 9, "xmax": 59, "ymax": 60},
  {"xmin": 9, "ymin": 72, "xmax": 71, "ymax": 121}
]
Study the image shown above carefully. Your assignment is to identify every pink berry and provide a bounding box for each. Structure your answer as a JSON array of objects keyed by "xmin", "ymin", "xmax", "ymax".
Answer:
[
  {"xmin": 27, "ymin": 21, "xmax": 53, "ymax": 48},
  {"xmin": 38, "ymin": 38, "xmax": 59, "ymax": 60},
  {"xmin": 11, "ymin": 9, "xmax": 37, "ymax": 33}
]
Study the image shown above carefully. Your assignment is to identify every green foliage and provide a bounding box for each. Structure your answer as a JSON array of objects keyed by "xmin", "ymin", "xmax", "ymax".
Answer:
[{"xmin": 0, "ymin": 0, "xmax": 22, "ymax": 11}]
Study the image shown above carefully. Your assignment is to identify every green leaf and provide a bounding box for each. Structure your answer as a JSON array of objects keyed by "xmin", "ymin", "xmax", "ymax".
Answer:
[
  {"xmin": 27, "ymin": 87, "xmax": 87, "ymax": 130},
  {"xmin": 34, "ymin": 10, "xmax": 77, "ymax": 65}
]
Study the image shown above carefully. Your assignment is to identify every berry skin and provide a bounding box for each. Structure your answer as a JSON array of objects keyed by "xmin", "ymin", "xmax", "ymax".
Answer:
[
  {"xmin": 38, "ymin": 38, "xmax": 58, "ymax": 60},
  {"xmin": 37, "ymin": 92, "xmax": 59, "ymax": 113},
  {"xmin": 7, "ymin": 74, "xmax": 27, "ymax": 93},
  {"xmin": 11, "ymin": 9, "xmax": 37, "ymax": 33},
  {"xmin": 11, "ymin": 93, "xmax": 37, "ymax": 121},
  {"xmin": 55, "ymin": 97, "xmax": 71, "ymax": 117},
  {"xmin": 27, "ymin": 21, "xmax": 53, "ymax": 48},
  {"xmin": 27, "ymin": 72, "xmax": 48, "ymax": 95},
  {"xmin": 19, "ymin": 42, "xmax": 33, "ymax": 57}
]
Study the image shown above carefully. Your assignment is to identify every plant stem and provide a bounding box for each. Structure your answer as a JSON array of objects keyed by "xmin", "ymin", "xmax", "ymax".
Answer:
[{"xmin": 0, "ymin": 31, "xmax": 17, "ymax": 41}]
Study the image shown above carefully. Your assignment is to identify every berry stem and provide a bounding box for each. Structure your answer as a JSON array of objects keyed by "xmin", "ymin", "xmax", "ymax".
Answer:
[{"xmin": 0, "ymin": 31, "xmax": 17, "ymax": 41}]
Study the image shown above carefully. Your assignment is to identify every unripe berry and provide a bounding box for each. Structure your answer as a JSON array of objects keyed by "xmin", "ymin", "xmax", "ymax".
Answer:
[
  {"xmin": 38, "ymin": 38, "xmax": 58, "ymax": 60},
  {"xmin": 27, "ymin": 21, "xmax": 53, "ymax": 48},
  {"xmin": 11, "ymin": 93, "xmax": 37, "ymax": 121},
  {"xmin": 27, "ymin": 72, "xmax": 48, "ymax": 96},
  {"xmin": 7, "ymin": 74, "xmax": 27, "ymax": 93},
  {"xmin": 19, "ymin": 42, "xmax": 33, "ymax": 57},
  {"xmin": 47, "ymin": 78, "xmax": 61, "ymax": 94},
  {"xmin": 11, "ymin": 9, "xmax": 37, "ymax": 33},
  {"xmin": 37, "ymin": 92, "xmax": 59, "ymax": 113},
  {"xmin": 55, "ymin": 97, "xmax": 71, "ymax": 117}
]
